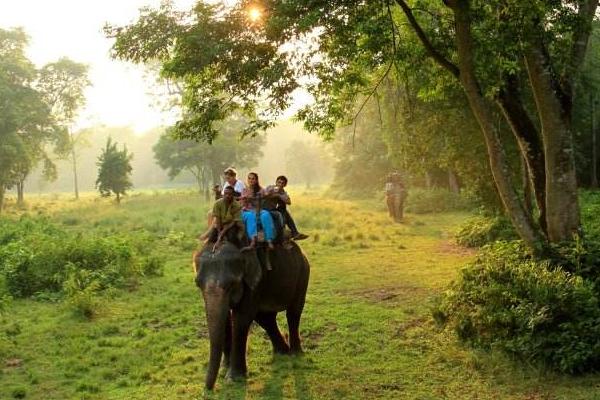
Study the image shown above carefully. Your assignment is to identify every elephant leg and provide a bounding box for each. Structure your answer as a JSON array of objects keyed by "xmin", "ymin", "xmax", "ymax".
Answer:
[
  {"xmin": 228, "ymin": 315, "xmax": 252, "ymax": 379},
  {"xmin": 255, "ymin": 312, "xmax": 290, "ymax": 354},
  {"xmin": 222, "ymin": 311, "xmax": 232, "ymax": 371},
  {"xmin": 286, "ymin": 309, "xmax": 303, "ymax": 354}
]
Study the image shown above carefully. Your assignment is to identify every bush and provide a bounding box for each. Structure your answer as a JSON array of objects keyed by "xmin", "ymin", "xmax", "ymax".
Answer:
[
  {"xmin": 455, "ymin": 214, "xmax": 517, "ymax": 247},
  {"xmin": 0, "ymin": 234, "xmax": 137, "ymax": 298},
  {"xmin": 580, "ymin": 190, "xmax": 600, "ymax": 243},
  {"xmin": 62, "ymin": 266, "xmax": 102, "ymax": 319},
  {"xmin": 405, "ymin": 189, "xmax": 473, "ymax": 214},
  {"xmin": 434, "ymin": 242, "xmax": 600, "ymax": 373},
  {"xmin": 0, "ymin": 218, "xmax": 146, "ymax": 298}
]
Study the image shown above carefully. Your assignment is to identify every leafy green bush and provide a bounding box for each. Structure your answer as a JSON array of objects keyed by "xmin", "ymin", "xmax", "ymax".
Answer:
[
  {"xmin": 455, "ymin": 214, "xmax": 517, "ymax": 247},
  {"xmin": 0, "ymin": 234, "xmax": 137, "ymax": 298},
  {"xmin": 580, "ymin": 190, "xmax": 600, "ymax": 243},
  {"xmin": 140, "ymin": 255, "xmax": 165, "ymax": 277},
  {"xmin": 405, "ymin": 189, "xmax": 473, "ymax": 214},
  {"xmin": 434, "ymin": 242, "xmax": 600, "ymax": 373},
  {"xmin": 62, "ymin": 266, "xmax": 102, "ymax": 319},
  {"xmin": 0, "ymin": 217, "xmax": 158, "ymax": 299}
]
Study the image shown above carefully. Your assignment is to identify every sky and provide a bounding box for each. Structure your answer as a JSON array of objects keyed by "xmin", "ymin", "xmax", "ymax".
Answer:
[{"xmin": 0, "ymin": 0, "xmax": 197, "ymax": 134}]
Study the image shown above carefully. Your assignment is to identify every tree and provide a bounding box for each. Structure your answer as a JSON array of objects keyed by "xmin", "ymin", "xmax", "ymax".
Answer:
[
  {"xmin": 0, "ymin": 27, "xmax": 54, "ymax": 212},
  {"xmin": 38, "ymin": 57, "xmax": 91, "ymax": 200},
  {"xmin": 106, "ymin": 0, "xmax": 600, "ymax": 251},
  {"xmin": 96, "ymin": 138, "xmax": 133, "ymax": 204},
  {"xmin": 284, "ymin": 140, "xmax": 333, "ymax": 189},
  {"xmin": 153, "ymin": 116, "xmax": 265, "ymax": 196}
]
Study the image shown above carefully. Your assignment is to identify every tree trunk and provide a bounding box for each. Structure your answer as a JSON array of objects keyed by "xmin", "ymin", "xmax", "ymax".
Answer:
[
  {"xmin": 0, "ymin": 187, "xmax": 4, "ymax": 215},
  {"xmin": 521, "ymin": 155, "xmax": 533, "ymax": 217},
  {"xmin": 191, "ymin": 169, "xmax": 203, "ymax": 195},
  {"xmin": 592, "ymin": 95, "xmax": 598, "ymax": 188},
  {"xmin": 17, "ymin": 180, "xmax": 24, "ymax": 206},
  {"xmin": 425, "ymin": 170, "xmax": 433, "ymax": 189},
  {"xmin": 116, "ymin": 192, "xmax": 121, "ymax": 204},
  {"xmin": 448, "ymin": 169, "xmax": 460, "ymax": 194},
  {"xmin": 450, "ymin": 0, "xmax": 543, "ymax": 250},
  {"xmin": 497, "ymin": 81, "xmax": 547, "ymax": 236},
  {"xmin": 71, "ymin": 144, "xmax": 79, "ymax": 200},
  {"xmin": 524, "ymin": 46, "xmax": 581, "ymax": 242}
]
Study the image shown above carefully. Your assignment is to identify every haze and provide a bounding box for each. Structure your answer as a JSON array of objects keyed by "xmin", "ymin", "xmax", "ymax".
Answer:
[{"xmin": 0, "ymin": 0, "xmax": 196, "ymax": 133}]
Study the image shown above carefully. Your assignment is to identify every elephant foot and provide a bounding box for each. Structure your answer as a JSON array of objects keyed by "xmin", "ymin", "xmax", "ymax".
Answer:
[
  {"xmin": 225, "ymin": 368, "xmax": 247, "ymax": 382},
  {"xmin": 273, "ymin": 342, "xmax": 290, "ymax": 354},
  {"xmin": 274, "ymin": 348, "xmax": 290, "ymax": 355}
]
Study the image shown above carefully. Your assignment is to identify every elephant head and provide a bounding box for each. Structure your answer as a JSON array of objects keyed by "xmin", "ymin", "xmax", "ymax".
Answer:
[{"xmin": 194, "ymin": 242, "xmax": 262, "ymax": 390}]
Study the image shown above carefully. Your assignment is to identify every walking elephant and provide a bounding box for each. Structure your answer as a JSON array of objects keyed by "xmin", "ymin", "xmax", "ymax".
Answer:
[{"xmin": 194, "ymin": 241, "xmax": 310, "ymax": 390}]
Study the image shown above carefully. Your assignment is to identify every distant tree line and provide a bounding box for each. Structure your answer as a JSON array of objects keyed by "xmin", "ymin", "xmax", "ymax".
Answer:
[{"xmin": 0, "ymin": 27, "xmax": 90, "ymax": 212}]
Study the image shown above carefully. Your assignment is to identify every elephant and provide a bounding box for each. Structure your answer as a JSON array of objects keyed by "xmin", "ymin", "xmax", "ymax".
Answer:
[{"xmin": 194, "ymin": 240, "xmax": 310, "ymax": 390}]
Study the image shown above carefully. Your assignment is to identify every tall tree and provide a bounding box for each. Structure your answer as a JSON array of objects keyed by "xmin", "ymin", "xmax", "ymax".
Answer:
[
  {"xmin": 96, "ymin": 137, "xmax": 133, "ymax": 204},
  {"xmin": 0, "ymin": 27, "xmax": 54, "ymax": 212},
  {"xmin": 284, "ymin": 140, "xmax": 333, "ymax": 188},
  {"xmin": 38, "ymin": 57, "xmax": 91, "ymax": 200},
  {"xmin": 154, "ymin": 118, "xmax": 265, "ymax": 195},
  {"xmin": 107, "ymin": 0, "xmax": 599, "ymax": 251}
]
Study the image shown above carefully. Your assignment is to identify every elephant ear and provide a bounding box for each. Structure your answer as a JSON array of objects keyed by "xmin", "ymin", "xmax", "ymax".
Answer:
[{"xmin": 242, "ymin": 252, "xmax": 262, "ymax": 290}]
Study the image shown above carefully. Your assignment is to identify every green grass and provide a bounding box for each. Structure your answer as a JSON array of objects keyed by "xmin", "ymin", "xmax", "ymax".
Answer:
[{"xmin": 1, "ymin": 190, "xmax": 600, "ymax": 399}]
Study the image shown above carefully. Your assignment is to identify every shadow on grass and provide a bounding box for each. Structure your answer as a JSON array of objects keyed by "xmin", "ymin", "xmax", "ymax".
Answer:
[
  {"xmin": 259, "ymin": 354, "xmax": 314, "ymax": 400},
  {"xmin": 202, "ymin": 354, "xmax": 314, "ymax": 400}
]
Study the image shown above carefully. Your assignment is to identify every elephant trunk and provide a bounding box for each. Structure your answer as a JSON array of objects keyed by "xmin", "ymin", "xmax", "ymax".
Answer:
[{"xmin": 203, "ymin": 287, "xmax": 229, "ymax": 390}]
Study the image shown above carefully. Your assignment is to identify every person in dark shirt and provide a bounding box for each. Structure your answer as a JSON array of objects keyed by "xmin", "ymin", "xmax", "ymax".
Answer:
[{"xmin": 264, "ymin": 175, "xmax": 308, "ymax": 241}]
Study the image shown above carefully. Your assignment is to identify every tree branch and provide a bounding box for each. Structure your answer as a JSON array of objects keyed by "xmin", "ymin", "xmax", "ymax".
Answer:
[
  {"xmin": 563, "ymin": 0, "xmax": 600, "ymax": 92},
  {"xmin": 394, "ymin": 0, "xmax": 460, "ymax": 78}
]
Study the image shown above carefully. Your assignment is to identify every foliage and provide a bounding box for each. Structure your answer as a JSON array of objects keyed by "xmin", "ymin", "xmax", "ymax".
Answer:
[
  {"xmin": 62, "ymin": 265, "xmax": 102, "ymax": 319},
  {"xmin": 96, "ymin": 137, "xmax": 134, "ymax": 203},
  {"xmin": 580, "ymin": 190, "xmax": 600, "ymax": 243},
  {"xmin": 434, "ymin": 242, "xmax": 600, "ymax": 373},
  {"xmin": 405, "ymin": 188, "xmax": 473, "ymax": 214},
  {"xmin": 106, "ymin": 0, "xmax": 600, "ymax": 248},
  {"xmin": 0, "ymin": 28, "xmax": 55, "ymax": 210},
  {"xmin": 0, "ymin": 217, "xmax": 149, "ymax": 298},
  {"xmin": 153, "ymin": 117, "xmax": 265, "ymax": 194},
  {"xmin": 455, "ymin": 214, "xmax": 518, "ymax": 248},
  {"xmin": 328, "ymin": 127, "xmax": 393, "ymax": 198},
  {"xmin": 284, "ymin": 140, "xmax": 333, "ymax": 188}
]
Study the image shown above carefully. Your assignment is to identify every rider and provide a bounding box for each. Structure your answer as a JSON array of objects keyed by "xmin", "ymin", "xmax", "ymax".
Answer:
[
  {"xmin": 222, "ymin": 167, "xmax": 245, "ymax": 198},
  {"xmin": 209, "ymin": 185, "xmax": 244, "ymax": 246},
  {"xmin": 264, "ymin": 175, "xmax": 308, "ymax": 240},
  {"xmin": 241, "ymin": 172, "xmax": 275, "ymax": 250}
]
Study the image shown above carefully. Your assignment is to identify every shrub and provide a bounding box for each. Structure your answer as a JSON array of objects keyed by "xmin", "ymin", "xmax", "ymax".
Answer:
[
  {"xmin": 0, "ymin": 293, "xmax": 11, "ymax": 316},
  {"xmin": 405, "ymin": 189, "xmax": 473, "ymax": 214},
  {"xmin": 140, "ymin": 255, "xmax": 165, "ymax": 277},
  {"xmin": 0, "ymin": 218, "xmax": 143, "ymax": 298},
  {"xmin": 455, "ymin": 214, "xmax": 517, "ymax": 247},
  {"xmin": 62, "ymin": 266, "xmax": 102, "ymax": 319},
  {"xmin": 434, "ymin": 242, "xmax": 600, "ymax": 373},
  {"xmin": 580, "ymin": 190, "xmax": 600, "ymax": 243},
  {"xmin": 0, "ymin": 234, "xmax": 137, "ymax": 298}
]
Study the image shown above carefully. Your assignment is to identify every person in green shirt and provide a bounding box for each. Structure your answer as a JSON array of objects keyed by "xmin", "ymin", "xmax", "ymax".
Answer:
[{"xmin": 209, "ymin": 186, "xmax": 244, "ymax": 247}]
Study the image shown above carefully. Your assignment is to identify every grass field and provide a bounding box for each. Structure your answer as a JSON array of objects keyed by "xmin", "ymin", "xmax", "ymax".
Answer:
[{"xmin": 2, "ymin": 190, "xmax": 600, "ymax": 399}]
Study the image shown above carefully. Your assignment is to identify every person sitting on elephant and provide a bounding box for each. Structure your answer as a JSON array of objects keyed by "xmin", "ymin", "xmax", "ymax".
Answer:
[
  {"xmin": 264, "ymin": 175, "xmax": 308, "ymax": 241},
  {"xmin": 209, "ymin": 186, "xmax": 245, "ymax": 248},
  {"xmin": 222, "ymin": 167, "xmax": 245, "ymax": 198},
  {"xmin": 241, "ymin": 172, "xmax": 275, "ymax": 250}
]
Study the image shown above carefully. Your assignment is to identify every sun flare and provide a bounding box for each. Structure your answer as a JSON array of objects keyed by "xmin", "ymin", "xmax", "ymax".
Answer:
[{"xmin": 248, "ymin": 7, "xmax": 262, "ymax": 23}]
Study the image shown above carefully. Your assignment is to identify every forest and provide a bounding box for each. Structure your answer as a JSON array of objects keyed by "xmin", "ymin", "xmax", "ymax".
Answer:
[{"xmin": 2, "ymin": 1, "xmax": 600, "ymax": 399}]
